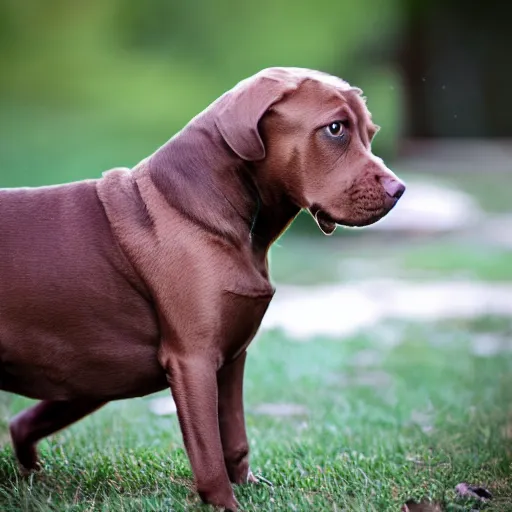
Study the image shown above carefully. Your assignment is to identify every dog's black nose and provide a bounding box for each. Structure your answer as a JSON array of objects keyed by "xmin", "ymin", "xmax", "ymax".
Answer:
[{"xmin": 381, "ymin": 176, "xmax": 406, "ymax": 200}]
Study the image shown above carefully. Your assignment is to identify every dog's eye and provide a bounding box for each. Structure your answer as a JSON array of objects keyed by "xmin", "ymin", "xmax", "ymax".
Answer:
[{"xmin": 326, "ymin": 122, "xmax": 345, "ymax": 137}]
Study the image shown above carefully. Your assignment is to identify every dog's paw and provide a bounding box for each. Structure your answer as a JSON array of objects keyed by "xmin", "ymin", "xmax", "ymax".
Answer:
[
  {"xmin": 198, "ymin": 488, "xmax": 239, "ymax": 511},
  {"xmin": 9, "ymin": 422, "xmax": 41, "ymax": 473}
]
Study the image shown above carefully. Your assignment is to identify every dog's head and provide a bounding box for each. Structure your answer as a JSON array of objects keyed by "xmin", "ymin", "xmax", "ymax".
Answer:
[{"xmin": 214, "ymin": 67, "xmax": 405, "ymax": 234}]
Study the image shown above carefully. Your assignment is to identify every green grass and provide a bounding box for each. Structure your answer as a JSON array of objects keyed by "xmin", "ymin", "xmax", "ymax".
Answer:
[
  {"xmin": 431, "ymin": 173, "xmax": 512, "ymax": 215},
  {"xmin": 270, "ymin": 235, "xmax": 512, "ymax": 285},
  {"xmin": 1, "ymin": 318, "xmax": 512, "ymax": 511},
  {"xmin": 398, "ymin": 242, "xmax": 512, "ymax": 281}
]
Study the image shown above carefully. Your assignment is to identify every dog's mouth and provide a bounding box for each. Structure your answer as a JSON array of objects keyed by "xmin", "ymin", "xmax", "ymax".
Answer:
[
  {"xmin": 310, "ymin": 208, "xmax": 337, "ymax": 235},
  {"xmin": 309, "ymin": 204, "xmax": 392, "ymax": 233}
]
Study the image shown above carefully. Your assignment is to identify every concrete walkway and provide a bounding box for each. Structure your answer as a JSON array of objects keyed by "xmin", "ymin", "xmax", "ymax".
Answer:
[{"xmin": 262, "ymin": 280, "xmax": 512, "ymax": 339}]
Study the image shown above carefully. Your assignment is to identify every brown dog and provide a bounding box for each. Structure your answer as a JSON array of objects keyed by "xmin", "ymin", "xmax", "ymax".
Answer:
[{"xmin": 0, "ymin": 67, "xmax": 404, "ymax": 510}]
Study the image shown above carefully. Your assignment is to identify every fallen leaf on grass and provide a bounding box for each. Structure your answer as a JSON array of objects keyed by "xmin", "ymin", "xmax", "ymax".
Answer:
[{"xmin": 455, "ymin": 482, "xmax": 492, "ymax": 501}]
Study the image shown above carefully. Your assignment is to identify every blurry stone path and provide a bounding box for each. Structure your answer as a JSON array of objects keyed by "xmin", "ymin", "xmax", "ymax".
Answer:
[{"xmin": 262, "ymin": 280, "xmax": 512, "ymax": 339}]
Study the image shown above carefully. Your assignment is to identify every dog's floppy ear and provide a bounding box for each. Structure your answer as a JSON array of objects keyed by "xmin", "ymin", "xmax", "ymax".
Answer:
[{"xmin": 214, "ymin": 72, "xmax": 299, "ymax": 161}]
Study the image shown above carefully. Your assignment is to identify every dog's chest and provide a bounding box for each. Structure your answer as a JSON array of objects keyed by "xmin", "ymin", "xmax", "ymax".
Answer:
[
  {"xmin": 217, "ymin": 289, "xmax": 273, "ymax": 360},
  {"xmin": 215, "ymin": 248, "xmax": 274, "ymax": 357}
]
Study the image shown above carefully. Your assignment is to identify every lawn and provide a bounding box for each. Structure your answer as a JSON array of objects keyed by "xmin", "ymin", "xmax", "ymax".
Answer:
[{"xmin": 269, "ymin": 235, "xmax": 512, "ymax": 286}]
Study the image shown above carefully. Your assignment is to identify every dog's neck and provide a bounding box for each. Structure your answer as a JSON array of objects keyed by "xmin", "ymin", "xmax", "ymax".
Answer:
[{"xmin": 144, "ymin": 113, "xmax": 300, "ymax": 252}]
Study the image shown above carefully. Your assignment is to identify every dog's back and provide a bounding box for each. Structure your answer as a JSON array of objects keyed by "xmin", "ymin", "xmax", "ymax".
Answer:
[{"xmin": 0, "ymin": 180, "xmax": 164, "ymax": 400}]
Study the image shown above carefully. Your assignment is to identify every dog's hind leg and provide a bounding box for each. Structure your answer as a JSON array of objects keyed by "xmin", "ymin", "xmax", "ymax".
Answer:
[{"xmin": 9, "ymin": 400, "xmax": 105, "ymax": 472}]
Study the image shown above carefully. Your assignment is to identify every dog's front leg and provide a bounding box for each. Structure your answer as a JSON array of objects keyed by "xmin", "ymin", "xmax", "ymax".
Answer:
[
  {"xmin": 163, "ymin": 354, "xmax": 238, "ymax": 511},
  {"xmin": 217, "ymin": 351, "xmax": 253, "ymax": 484}
]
